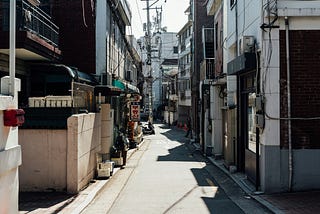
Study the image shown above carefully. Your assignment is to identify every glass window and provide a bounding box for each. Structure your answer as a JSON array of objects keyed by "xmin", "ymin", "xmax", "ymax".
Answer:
[{"xmin": 247, "ymin": 93, "xmax": 257, "ymax": 153}]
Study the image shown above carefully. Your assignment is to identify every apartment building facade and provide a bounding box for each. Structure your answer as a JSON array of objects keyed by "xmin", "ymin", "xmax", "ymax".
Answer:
[
  {"xmin": 177, "ymin": 18, "xmax": 192, "ymax": 126},
  {"xmin": 0, "ymin": 0, "xmax": 62, "ymax": 212},
  {"xmin": 206, "ymin": 0, "xmax": 320, "ymax": 193}
]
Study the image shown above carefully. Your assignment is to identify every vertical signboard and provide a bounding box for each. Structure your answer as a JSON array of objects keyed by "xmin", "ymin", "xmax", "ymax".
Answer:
[{"xmin": 130, "ymin": 102, "xmax": 140, "ymax": 121}]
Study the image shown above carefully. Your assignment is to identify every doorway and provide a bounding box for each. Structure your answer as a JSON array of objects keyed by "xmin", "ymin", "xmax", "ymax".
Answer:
[{"xmin": 239, "ymin": 72, "xmax": 259, "ymax": 184}]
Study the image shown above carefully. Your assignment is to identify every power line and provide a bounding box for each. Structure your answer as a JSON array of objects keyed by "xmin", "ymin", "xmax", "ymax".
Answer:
[{"xmin": 135, "ymin": 0, "xmax": 144, "ymax": 26}]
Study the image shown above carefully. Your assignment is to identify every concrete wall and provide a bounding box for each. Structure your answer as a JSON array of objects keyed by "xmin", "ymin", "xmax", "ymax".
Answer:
[
  {"xmin": 19, "ymin": 112, "xmax": 102, "ymax": 194},
  {"xmin": 100, "ymin": 104, "xmax": 114, "ymax": 156},
  {"xmin": 0, "ymin": 77, "xmax": 21, "ymax": 214},
  {"xmin": 67, "ymin": 113, "xmax": 101, "ymax": 193},
  {"xmin": 19, "ymin": 129, "xmax": 67, "ymax": 192}
]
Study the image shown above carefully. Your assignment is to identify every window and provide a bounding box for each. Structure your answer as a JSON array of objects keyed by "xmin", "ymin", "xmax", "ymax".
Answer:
[
  {"xmin": 215, "ymin": 23, "xmax": 219, "ymax": 50},
  {"xmin": 173, "ymin": 46, "xmax": 178, "ymax": 54}
]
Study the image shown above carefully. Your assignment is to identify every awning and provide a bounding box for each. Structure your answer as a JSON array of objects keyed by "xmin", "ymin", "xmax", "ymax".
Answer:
[
  {"xmin": 30, "ymin": 63, "xmax": 99, "ymax": 85},
  {"xmin": 112, "ymin": 79, "xmax": 126, "ymax": 90},
  {"xmin": 94, "ymin": 85, "xmax": 123, "ymax": 96},
  {"xmin": 112, "ymin": 79, "xmax": 140, "ymax": 94}
]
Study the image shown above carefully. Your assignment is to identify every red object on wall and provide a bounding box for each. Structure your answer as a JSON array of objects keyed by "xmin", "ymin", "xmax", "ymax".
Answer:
[{"xmin": 4, "ymin": 109, "xmax": 25, "ymax": 127}]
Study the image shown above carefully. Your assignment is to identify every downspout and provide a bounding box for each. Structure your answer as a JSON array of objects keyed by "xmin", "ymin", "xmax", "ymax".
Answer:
[
  {"xmin": 285, "ymin": 16, "xmax": 293, "ymax": 192},
  {"xmin": 255, "ymin": 46, "xmax": 260, "ymax": 192},
  {"xmin": 9, "ymin": 0, "xmax": 16, "ymax": 96},
  {"xmin": 235, "ymin": 1, "xmax": 238, "ymax": 57}
]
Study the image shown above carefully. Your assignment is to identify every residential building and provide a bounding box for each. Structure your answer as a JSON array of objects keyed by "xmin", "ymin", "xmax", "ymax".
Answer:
[
  {"xmin": 152, "ymin": 32, "xmax": 178, "ymax": 112},
  {"xmin": 1, "ymin": 0, "xmax": 142, "ymax": 195},
  {"xmin": 190, "ymin": 0, "xmax": 214, "ymax": 148},
  {"xmin": 205, "ymin": 0, "xmax": 320, "ymax": 193},
  {"xmin": 177, "ymin": 9, "xmax": 192, "ymax": 127},
  {"xmin": 161, "ymin": 58, "xmax": 178, "ymax": 125},
  {"xmin": 0, "ymin": 0, "xmax": 61, "ymax": 211},
  {"xmin": 203, "ymin": 0, "xmax": 227, "ymax": 161},
  {"xmin": 139, "ymin": 31, "xmax": 178, "ymax": 120}
]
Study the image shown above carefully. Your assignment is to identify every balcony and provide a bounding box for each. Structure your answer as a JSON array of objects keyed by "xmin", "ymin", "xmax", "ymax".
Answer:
[
  {"xmin": 207, "ymin": 0, "xmax": 222, "ymax": 16},
  {"xmin": 111, "ymin": 0, "xmax": 132, "ymax": 26},
  {"xmin": 200, "ymin": 59, "xmax": 215, "ymax": 81},
  {"xmin": 0, "ymin": 0, "xmax": 61, "ymax": 61}
]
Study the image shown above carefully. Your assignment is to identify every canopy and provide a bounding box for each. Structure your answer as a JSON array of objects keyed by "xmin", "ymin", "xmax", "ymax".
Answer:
[{"xmin": 112, "ymin": 79, "xmax": 140, "ymax": 94}]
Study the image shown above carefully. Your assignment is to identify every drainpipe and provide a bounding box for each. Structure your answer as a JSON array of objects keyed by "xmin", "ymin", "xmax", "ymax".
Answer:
[
  {"xmin": 235, "ymin": 1, "xmax": 238, "ymax": 57},
  {"xmin": 9, "ymin": 0, "xmax": 16, "ymax": 96},
  {"xmin": 285, "ymin": 16, "xmax": 293, "ymax": 192}
]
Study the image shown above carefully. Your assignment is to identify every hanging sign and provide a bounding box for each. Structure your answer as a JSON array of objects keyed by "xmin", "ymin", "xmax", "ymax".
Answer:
[{"xmin": 130, "ymin": 102, "xmax": 140, "ymax": 121}]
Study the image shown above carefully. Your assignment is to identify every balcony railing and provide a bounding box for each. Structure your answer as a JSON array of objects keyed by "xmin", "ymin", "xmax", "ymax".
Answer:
[
  {"xmin": 113, "ymin": 0, "xmax": 131, "ymax": 26},
  {"xmin": 200, "ymin": 59, "xmax": 215, "ymax": 80},
  {"xmin": 1, "ymin": 0, "xmax": 59, "ymax": 47},
  {"xmin": 206, "ymin": 0, "xmax": 222, "ymax": 15}
]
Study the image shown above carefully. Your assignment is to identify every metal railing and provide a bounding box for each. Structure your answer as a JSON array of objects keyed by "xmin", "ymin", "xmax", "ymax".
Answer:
[
  {"xmin": 1, "ymin": 0, "xmax": 59, "ymax": 47},
  {"xmin": 200, "ymin": 59, "xmax": 215, "ymax": 80},
  {"xmin": 120, "ymin": 0, "xmax": 131, "ymax": 22}
]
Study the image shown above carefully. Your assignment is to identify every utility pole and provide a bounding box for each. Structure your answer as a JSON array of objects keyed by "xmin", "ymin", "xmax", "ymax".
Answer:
[
  {"xmin": 142, "ymin": 0, "xmax": 164, "ymax": 124},
  {"xmin": 145, "ymin": 0, "xmax": 153, "ymax": 123}
]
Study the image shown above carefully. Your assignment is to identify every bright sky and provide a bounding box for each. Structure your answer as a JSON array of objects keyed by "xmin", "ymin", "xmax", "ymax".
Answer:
[{"xmin": 129, "ymin": 0, "xmax": 190, "ymax": 38}]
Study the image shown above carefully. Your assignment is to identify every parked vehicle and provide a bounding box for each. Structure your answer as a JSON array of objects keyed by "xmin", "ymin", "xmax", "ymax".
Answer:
[{"xmin": 142, "ymin": 121, "xmax": 155, "ymax": 135}]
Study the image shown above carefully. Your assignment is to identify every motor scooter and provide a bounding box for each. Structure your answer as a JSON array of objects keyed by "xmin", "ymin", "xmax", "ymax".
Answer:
[{"xmin": 142, "ymin": 121, "xmax": 155, "ymax": 135}]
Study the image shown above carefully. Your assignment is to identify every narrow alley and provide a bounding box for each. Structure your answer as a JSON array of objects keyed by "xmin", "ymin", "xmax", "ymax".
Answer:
[{"xmin": 81, "ymin": 124, "xmax": 270, "ymax": 214}]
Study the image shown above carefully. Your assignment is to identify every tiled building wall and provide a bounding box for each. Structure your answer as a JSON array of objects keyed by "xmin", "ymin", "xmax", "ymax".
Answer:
[{"xmin": 280, "ymin": 30, "xmax": 320, "ymax": 149}]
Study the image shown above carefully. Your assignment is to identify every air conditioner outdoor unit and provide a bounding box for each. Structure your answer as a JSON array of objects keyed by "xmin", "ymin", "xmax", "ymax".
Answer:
[{"xmin": 239, "ymin": 36, "xmax": 255, "ymax": 55}]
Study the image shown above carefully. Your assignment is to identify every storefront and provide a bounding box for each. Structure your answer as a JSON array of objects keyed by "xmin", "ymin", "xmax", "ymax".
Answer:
[{"xmin": 227, "ymin": 53, "xmax": 260, "ymax": 188}]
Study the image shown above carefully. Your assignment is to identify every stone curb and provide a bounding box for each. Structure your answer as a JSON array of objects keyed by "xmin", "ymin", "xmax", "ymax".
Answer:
[
  {"xmin": 64, "ymin": 139, "xmax": 145, "ymax": 214},
  {"xmin": 190, "ymin": 142, "xmax": 283, "ymax": 214}
]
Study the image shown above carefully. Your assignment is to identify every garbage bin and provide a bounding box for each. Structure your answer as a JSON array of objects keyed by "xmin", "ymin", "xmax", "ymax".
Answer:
[{"xmin": 206, "ymin": 146, "xmax": 213, "ymax": 156}]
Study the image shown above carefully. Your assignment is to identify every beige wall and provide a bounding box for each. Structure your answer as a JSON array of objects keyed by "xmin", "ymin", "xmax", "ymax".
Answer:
[
  {"xmin": 19, "ymin": 129, "xmax": 67, "ymax": 192},
  {"xmin": 100, "ymin": 104, "xmax": 113, "ymax": 155},
  {"xmin": 19, "ymin": 112, "xmax": 103, "ymax": 194},
  {"xmin": 67, "ymin": 113, "xmax": 101, "ymax": 193}
]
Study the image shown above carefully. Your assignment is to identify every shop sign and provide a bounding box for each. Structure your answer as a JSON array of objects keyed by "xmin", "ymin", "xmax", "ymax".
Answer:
[{"xmin": 130, "ymin": 102, "xmax": 140, "ymax": 121}]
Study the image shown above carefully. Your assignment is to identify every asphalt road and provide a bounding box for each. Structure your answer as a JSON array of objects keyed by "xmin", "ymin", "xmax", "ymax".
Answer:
[{"xmin": 82, "ymin": 124, "xmax": 270, "ymax": 214}]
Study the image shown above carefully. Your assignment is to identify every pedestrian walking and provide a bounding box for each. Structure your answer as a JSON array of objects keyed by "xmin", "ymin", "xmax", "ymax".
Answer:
[
  {"xmin": 115, "ymin": 129, "xmax": 128, "ymax": 168},
  {"xmin": 185, "ymin": 117, "xmax": 192, "ymax": 138}
]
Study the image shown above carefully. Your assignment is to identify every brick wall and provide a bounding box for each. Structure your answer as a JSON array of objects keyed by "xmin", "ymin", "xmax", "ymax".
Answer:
[
  {"xmin": 280, "ymin": 30, "xmax": 320, "ymax": 149},
  {"xmin": 53, "ymin": 0, "xmax": 95, "ymax": 73}
]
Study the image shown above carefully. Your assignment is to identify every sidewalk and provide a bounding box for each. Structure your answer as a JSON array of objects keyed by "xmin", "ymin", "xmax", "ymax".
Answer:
[
  {"xmin": 18, "ymin": 146, "xmax": 140, "ymax": 214},
  {"xmin": 19, "ymin": 126, "xmax": 320, "ymax": 214},
  {"xmin": 190, "ymin": 142, "xmax": 320, "ymax": 214}
]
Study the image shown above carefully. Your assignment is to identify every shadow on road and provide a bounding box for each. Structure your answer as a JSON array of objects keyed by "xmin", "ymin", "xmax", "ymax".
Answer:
[
  {"xmin": 19, "ymin": 192, "xmax": 76, "ymax": 213},
  {"xmin": 156, "ymin": 126, "xmax": 245, "ymax": 213}
]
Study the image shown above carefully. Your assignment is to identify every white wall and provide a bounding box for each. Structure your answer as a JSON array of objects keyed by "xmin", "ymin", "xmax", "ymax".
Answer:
[
  {"xmin": 0, "ymin": 77, "xmax": 21, "ymax": 214},
  {"xmin": 67, "ymin": 113, "xmax": 101, "ymax": 193},
  {"xmin": 151, "ymin": 32, "xmax": 179, "ymax": 108},
  {"xmin": 19, "ymin": 129, "xmax": 67, "ymax": 191},
  {"xmin": 19, "ymin": 113, "xmax": 102, "ymax": 194}
]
